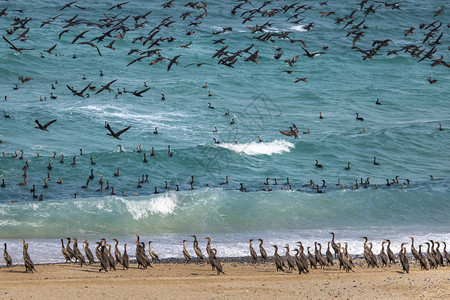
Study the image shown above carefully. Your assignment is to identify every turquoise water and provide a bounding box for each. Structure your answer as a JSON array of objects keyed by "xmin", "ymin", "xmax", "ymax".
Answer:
[{"xmin": 0, "ymin": 0, "xmax": 449, "ymax": 264}]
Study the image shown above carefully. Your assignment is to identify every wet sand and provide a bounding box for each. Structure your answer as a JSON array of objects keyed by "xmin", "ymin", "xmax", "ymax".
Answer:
[{"xmin": 1, "ymin": 259, "xmax": 449, "ymax": 299}]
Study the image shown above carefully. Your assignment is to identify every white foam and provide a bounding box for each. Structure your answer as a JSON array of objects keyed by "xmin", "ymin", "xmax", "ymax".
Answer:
[
  {"xmin": 289, "ymin": 25, "xmax": 306, "ymax": 32},
  {"xmin": 123, "ymin": 193, "xmax": 178, "ymax": 220},
  {"xmin": 218, "ymin": 139, "xmax": 294, "ymax": 156}
]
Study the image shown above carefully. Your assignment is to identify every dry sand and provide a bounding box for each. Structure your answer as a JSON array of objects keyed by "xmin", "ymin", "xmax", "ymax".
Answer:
[{"xmin": 1, "ymin": 261, "xmax": 449, "ymax": 299}]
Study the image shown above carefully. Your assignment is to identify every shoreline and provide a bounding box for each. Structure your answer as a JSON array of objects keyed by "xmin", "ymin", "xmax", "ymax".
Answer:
[{"xmin": 1, "ymin": 260, "xmax": 449, "ymax": 299}]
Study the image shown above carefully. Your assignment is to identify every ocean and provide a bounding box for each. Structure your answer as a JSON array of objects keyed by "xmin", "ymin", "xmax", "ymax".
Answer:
[{"xmin": 0, "ymin": 0, "xmax": 449, "ymax": 265}]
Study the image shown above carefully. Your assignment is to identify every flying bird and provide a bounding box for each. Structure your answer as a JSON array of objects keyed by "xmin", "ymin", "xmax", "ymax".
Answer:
[
  {"xmin": 167, "ymin": 55, "xmax": 181, "ymax": 71},
  {"xmin": 2, "ymin": 36, "xmax": 34, "ymax": 53},
  {"xmin": 104, "ymin": 122, "xmax": 131, "ymax": 140},
  {"xmin": 34, "ymin": 119, "xmax": 57, "ymax": 131},
  {"xmin": 95, "ymin": 79, "xmax": 117, "ymax": 94}
]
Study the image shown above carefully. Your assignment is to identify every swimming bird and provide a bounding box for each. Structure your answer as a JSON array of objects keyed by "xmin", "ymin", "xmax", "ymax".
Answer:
[
  {"xmin": 427, "ymin": 77, "xmax": 437, "ymax": 84},
  {"xmin": 345, "ymin": 162, "xmax": 351, "ymax": 171},
  {"xmin": 104, "ymin": 122, "xmax": 131, "ymax": 140},
  {"xmin": 34, "ymin": 119, "xmax": 57, "ymax": 131},
  {"xmin": 220, "ymin": 176, "xmax": 230, "ymax": 185},
  {"xmin": 355, "ymin": 113, "xmax": 364, "ymax": 121},
  {"xmin": 315, "ymin": 160, "xmax": 323, "ymax": 168},
  {"xmin": 438, "ymin": 123, "xmax": 443, "ymax": 131},
  {"xmin": 373, "ymin": 156, "xmax": 379, "ymax": 165},
  {"xmin": 18, "ymin": 177, "xmax": 28, "ymax": 186}
]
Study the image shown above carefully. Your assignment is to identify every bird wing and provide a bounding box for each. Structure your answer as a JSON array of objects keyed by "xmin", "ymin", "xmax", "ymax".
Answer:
[
  {"xmin": 2, "ymin": 35, "xmax": 18, "ymax": 51},
  {"xmin": 167, "ymin": 60, "xmax": 174, "ymax": 71},
  {"xmin": 92, "ymin": 43, "xmax": 102, "ymax": 56},
  {"xmin": 80, "ymin": 82, "xmax": 91, "ymax": 94},
  {"xmin": 116, "ymin": 125, "xmax": 131, "ymax": 137},
  {"xmin": 34, "ymin": 119, "xmax": 43, "ymax": 129},
  {"xmin": 46, "ymin": 44, "xmax": 57, "ymax": 52},
  {"xmin": 43, "ymin": 119, "xmax": 57, "ymax": 129},
  {"xmin": 67, "ymin": 85, "xmax": 77, "ymax": 93},
  {"xmin": 280, "ymin": 130, "xmax": 294, "ymax": 136},
  {"xmin": 105, "ymin": 123, "xmax": 116, "ymax": 135},
  {"xmin": 136, "ymin": 87, "xmax": 150, "ymax": 95},
  {"xmin": 302, "ymin": 47, "xmax": 310, "ymax": 57}
]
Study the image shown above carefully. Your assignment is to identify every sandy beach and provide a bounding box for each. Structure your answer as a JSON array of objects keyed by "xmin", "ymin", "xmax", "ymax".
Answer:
[{"xmin": 1, "ymin": 260, "xmax": 449, "ymax": 299}]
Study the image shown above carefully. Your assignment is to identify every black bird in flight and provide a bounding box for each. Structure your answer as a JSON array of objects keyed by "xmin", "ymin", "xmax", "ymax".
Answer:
[
  {"xmin": 104, "ymin": 122, "xmax": 131, "ymax": 140},
  {"xmin": 2, "ymin": 36, "xmax": 34, "ymax": 53},
  {"xmin": 167, "ymin": 55, "xmax": 181, "ymax": 71},
  {"xmin": 95, "ymin": 79, "xmax": 117, "ymax": 94},
  {"xmin": 35, "ymin": 119, "xmax": 57, "ymax": 131},
  {"xmin": 131, "ymin": 88, "xmax": 150, "ymax": 97},
  {"xmin": 302, "ymin": 47, "xmax": 325, "ymax": 58}
]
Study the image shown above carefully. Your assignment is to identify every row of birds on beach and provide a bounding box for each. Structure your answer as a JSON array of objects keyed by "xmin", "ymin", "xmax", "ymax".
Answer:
[{"xmin": 3, "ymin": 233, "xmax": 450, "ymax": 275}]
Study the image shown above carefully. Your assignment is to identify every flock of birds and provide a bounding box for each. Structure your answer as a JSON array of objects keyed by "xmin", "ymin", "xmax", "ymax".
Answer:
[
  {"xmin": 1, "ymin": 144, "xmax": 445, "ymax": 202},
  {"xmin": 0, "ymin": 0, "xmax": 447, "ymax": 200},
  {"xmin": 2, "ymin": 233, "xmax": 450, "ymax": 275}
]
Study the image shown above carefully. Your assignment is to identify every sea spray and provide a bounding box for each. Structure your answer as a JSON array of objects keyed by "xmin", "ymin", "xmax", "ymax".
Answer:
[{"xmin": 217, "ymin": 139, "xmax": 295, "ymax": 155}]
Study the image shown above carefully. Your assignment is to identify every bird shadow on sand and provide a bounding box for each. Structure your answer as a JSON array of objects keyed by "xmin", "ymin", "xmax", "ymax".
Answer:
[{"xmin": 2, "ymin": 269, "xmax": 34, "ymax": 273}]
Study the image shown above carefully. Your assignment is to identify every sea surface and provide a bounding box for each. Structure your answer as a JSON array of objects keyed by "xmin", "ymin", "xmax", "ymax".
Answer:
[{"xmin": 0, "ymin": 0, "xmax": 449, "ymax": 265}]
